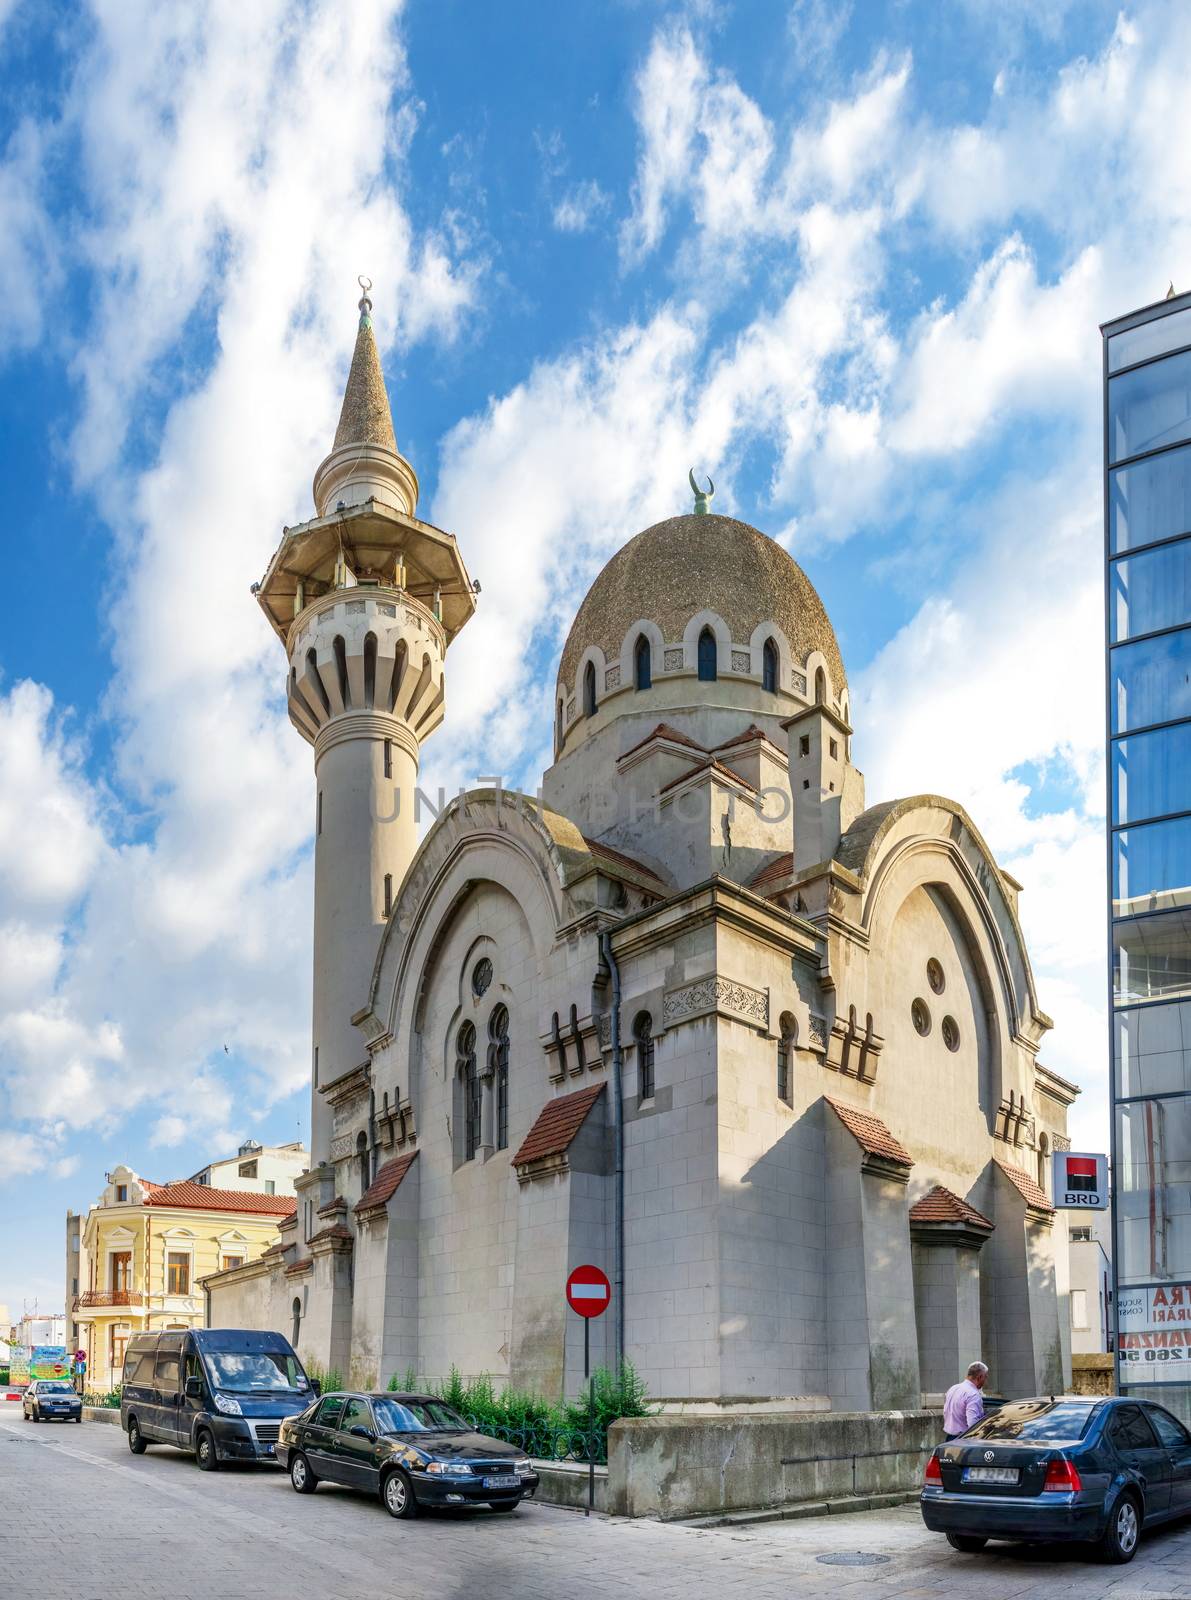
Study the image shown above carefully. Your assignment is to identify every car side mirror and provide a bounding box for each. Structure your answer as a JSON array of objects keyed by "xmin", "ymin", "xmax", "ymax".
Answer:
[
  {"xmin": 184, "ymin": 1376, "xmax": 203, "ymax": 1399},
  {"xmin": 349, "ymin": 1425, "xmax": 375, "ymax": 1441}
]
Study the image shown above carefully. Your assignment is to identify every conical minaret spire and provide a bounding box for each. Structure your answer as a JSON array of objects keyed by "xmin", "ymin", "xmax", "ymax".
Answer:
[
  {"xmin": 333, "ymin": 281, "xmax": 398, "ymax": 454},
  {"xmin": 312, "ymin": 278, "xmax": 418, "ymax": 518}
]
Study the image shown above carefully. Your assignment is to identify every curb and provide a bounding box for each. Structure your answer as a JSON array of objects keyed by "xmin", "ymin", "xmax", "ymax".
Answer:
[{"xmin": 679, "ymin": 1489, "xmax": 919, "ymax": 1529}]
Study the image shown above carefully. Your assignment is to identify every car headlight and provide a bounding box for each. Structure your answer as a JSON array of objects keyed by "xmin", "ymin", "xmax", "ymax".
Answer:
[
  {"xmin": 213, "ymin": 1393, "xmax": 242, "ymax": 1416},
  {"xmin": 424, "ymin": 1461, "xmax": 474, "ymax": 1476},
  {"xmin": 514, "ymin": 1460, "xmax": 531, "ymax": 1475}
]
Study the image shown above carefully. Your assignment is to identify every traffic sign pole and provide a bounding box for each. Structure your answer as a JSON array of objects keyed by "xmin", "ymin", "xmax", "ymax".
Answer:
[{"xmin": 565, "ymin": 1264, "xmax": 611, "ymax": 1520}]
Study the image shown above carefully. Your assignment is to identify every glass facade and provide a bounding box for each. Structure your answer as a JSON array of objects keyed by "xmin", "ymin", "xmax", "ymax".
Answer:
[{"xmin": 1108, "ymin": 292, "xmax": 1191, "ymax": 1417}]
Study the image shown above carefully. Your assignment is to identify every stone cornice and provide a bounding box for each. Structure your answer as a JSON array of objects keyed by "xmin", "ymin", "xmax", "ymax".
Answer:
[
  {"xmin": 604, "ymin": 874, "xmax": 824, "ymax": 966},
  {"xmin": 318, "ymin": 1062, "xmax": 371, "ymax": 1106}
]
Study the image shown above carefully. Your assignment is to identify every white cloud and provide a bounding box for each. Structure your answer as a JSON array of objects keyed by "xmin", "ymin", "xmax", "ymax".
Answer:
[
  {"xmin": 553, "ymin": 180, "xmax": 611, "ymax": 234},
  {"xmin": 620, "ymin": 24, "xmax": 705, "ymax": 265},
  {"xmin": 0, "ymin": 0, "xmax": 479, "ymax": 1180}
]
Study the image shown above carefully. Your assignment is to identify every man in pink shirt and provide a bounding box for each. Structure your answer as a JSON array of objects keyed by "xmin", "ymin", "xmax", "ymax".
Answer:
[{"xmin": 942, "ymin": 1362, "xmax": 988, "ymax": 1439}]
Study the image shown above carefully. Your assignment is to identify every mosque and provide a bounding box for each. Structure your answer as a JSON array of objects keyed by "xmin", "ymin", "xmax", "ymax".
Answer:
[{"xmin": 208, "ymin": 287, "xmax": 1077, "ymax": 1408}]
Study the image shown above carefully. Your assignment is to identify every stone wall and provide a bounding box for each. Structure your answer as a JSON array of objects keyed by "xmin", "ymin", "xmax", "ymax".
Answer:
[
  {"xmin": 606, "ymin": 1408, "xmax": 943, "ymax": 1520},
  {"xmin": 1071, "ymin": 1353, "xmax": 1114, "ymax": 1397}
]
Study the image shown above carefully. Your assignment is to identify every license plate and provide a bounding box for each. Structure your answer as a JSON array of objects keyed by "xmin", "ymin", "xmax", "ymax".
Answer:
[
  {"xmin": 483, "ymin": 1474, "xmax": 520, "ymax": 1489},
  {"xmin": 963, "ymin": 1466, "xmax": 1019, "ymax": 1485}
]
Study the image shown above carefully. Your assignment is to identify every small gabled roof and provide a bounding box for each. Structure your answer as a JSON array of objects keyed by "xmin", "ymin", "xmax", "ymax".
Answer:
[
  {"xmin": 658, "ymin": 757, "xmax": 758, "ymax": 797},
  {"xmin": 355, "ymin": 1151, "xmax": 418, "ymax": 1216},
  {"xmin": 619, "ymin": 722, "xmax": 707, "ymax": 761},
  {"xmin": 512, "ymin": 1083, "xmax": 605, "ymax": 1167},
  {"xmin": 582, "ymin": 836, "xmax": 669, "ymax": 892},
  {"xmin": 909, "ymin": 1185, "xmax": 994, "ymax": 1231},
  {"xmin": 824, "ymin": 1096, "xmax": 913, "ymax": 1168},
  {"xmin": 748, "ymin": 851, "xmax": 793, "ymax": 893},
  {"xmin": 994, "ymin": 1156, "xmax": 1054, "ymax": 1215}
]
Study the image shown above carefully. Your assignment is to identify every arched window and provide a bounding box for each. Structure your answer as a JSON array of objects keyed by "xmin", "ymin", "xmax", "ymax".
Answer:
[
  {"xmin": 583, "ymin": 661, "xmax": 597, "ymax": 718},
  {"xmin": 458, "ymin": 1022, "xmax": 480, "ymax": 1162},
  {"xmin": 556, "ymin": 698, "xmax": 565, "ymax": 752},
  {"xmin": 363, "ymin": 631, "xmax": 377, "ymax": 708},
  {"xmin": 490, "ymin": 1005, "xmax": 510, "ymax": 1151},
  {"xmin": 356, "ymin": 1131, "xmax": 370, "ymax": 1197},
  {"xmin": 634, "ymin": 634, "xmax": 652, "ymax": 690},
  {"xmin": 291, "ymin": 1296, "xmax": 301, "ymax": 1349},
  {"xmin": 762, "ymin": 639, "xmax": 779, "ymax": 694},
  {"xmin": 697, "ymin": 628, "xmax": 717, "ymax": 682},
  {"xmin": 814, "ymin": 666, "xmax": 827, "ymax": 705},
  {"xmin": 777, "ymin": 1012, "xmax": 796, "ymax": 1105},
  {"xmin": 1038, "ymin": 1132, "xmax": 1050, "ymax": 1192},
  {"xmin": 634, "ymin": 1011, "xmax": 655, "ymax": 1100},
  {"xmin": 333, "ymin": 635, "xmax": 351, "ymax": 708}
]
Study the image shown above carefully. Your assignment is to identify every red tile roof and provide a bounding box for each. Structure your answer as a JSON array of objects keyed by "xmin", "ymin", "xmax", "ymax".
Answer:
[
  {"xmin": 749, "ymin": 852, "xmax": 793, "ymax": 892},
  {"xmin": 658, "ymin": 757, "xmax": 758, "ymax": 796},
  {"xmin": 284, "ymin": 1256, "xmax": 313, "ymax": 1276},
  {"xmin": 620, "ymin": 722, "xmax": 707, "ymax": 760},
  {"xmin": 994, "ymin": 1156, "xmax": 1054, "ymax": 1214},
  {"xmin": 909, "ymin": 1184, "xmax": 994, "ymax": 1231},
  {"xmin": 354, "ymin": 1151, "xmax": 418, "ymax": 1215},
  {"xmin": 512, "ymin": 1084, "xmax": 605, "ymax": 1167},
  {"xmin": 143, "ymin": 1180, "xmax": 297, "ymax": 1217},
  {"xmin": 715, "ymin": 723, "xmax": 780, "ymax": 752},
  {"xmin": 582, "ymin": 837, "xmax": 668, "ymax": 890},
  {"xmin": 824, "ymin": 1096, "xmax": 913, "ymax": 1167},
  {"xmin": 309, "ymin": 1223, "xmax": 354, "ymax": 1245}
]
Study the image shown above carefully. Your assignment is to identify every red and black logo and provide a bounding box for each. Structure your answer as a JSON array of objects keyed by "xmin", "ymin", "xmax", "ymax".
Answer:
[{"xmin": 1065, "ymin": 1157, "xmax": 1098, "ymax": 1192}]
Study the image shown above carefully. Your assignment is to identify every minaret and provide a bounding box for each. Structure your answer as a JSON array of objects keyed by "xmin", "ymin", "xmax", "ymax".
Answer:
[{"xmin": 255, "ymin": 283, "xmax": 476, "ymax": 1165}]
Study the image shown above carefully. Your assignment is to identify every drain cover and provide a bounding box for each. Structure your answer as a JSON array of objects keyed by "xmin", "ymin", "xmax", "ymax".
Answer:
[{"xmin": 815, "ymin": 1553, "xmax": 891, "ymax": 1567}]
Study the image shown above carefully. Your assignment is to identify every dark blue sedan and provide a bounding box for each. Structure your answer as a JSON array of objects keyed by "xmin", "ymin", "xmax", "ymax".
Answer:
[{"xmin": 922, "ymin": 1395, "xmax": 1191, "ymax": 1563}]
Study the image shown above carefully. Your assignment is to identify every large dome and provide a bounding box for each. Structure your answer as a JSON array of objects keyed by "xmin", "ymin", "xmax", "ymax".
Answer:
[{"xmin": 557, "ymin": 512, "xmax": 846, "ymax": 694}]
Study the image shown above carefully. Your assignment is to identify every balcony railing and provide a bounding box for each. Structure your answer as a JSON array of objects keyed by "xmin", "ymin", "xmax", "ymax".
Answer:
[{"xmin": 73, "ymin": 1289, "xmax": 143, "ymax": 1309}]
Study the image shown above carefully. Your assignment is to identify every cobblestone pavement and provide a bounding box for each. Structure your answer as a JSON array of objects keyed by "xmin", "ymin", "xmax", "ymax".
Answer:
[{"xmin": 4, "ymin": 1402, "xmax": 1191, "ymax": 1600}]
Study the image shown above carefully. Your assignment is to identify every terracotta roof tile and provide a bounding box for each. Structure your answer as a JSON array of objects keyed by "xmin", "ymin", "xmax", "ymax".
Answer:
[
  {"xmin": 824, "ymin": 1096, "xmax": 913, "ymax": 1167},
  {"xmin": 994, "ymin": 1156, "xmax": 1054, "ymax": 1214},
  {"xmin": 619, "ymin": 722, "xmax": 708, "ymax": 761},
  {"xmin": 355, "ymin": 1151, "xmax": 418, "ymax": 1215},
  {"xmin": 909, "ymin": 1184, "xmax": 994, "ymax": 1231},
  {"xmin": 309, "ymin": 1223, "xmax": 354, "ymax": 1245},
  {"xmin": 582, "ymin": 837, "xmax": 668, "ymax": 890},
  {"xmin": 284, "ymin": 1257, "xmax": 313, "ymax": 1276},
  {"xmin": 748, "ymin": 852, "xmax": 793, "ymax": 891},
  {"xmin": 715, "ymin": 724, "xmax": 779, "ymax": 752},
  {"xmin": 143, "ymin": 1180, "xmax": 297, "ymax": 1217},
  {"xmin": 512, "ymin": 1084, "xmax": 605, "ymax": 1167},
  {"xmin": 658, "ymin": 757, "xmax": 758, "ymax": 797}
]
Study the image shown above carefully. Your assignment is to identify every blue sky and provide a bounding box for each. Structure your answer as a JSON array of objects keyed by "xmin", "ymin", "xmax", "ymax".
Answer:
[{"xmin": 0, "ymin": 0, "xmax": 1182, "ymax": 1317}]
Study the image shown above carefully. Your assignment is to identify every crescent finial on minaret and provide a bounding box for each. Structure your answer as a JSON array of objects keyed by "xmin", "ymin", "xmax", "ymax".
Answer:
[{"xmin": 689, "ymin": 468, "xmax": 714, "ymax": 515}]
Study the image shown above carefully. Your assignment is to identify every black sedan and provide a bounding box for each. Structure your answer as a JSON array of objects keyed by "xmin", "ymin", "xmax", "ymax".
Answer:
[
  {"xmin": 922, "ymin": 1394, "xmax": 1191, "ymax": 1562},
  {"xmin": 276, "ymin": 1391, "xmax": 539, "ymax": 1518},
  {"xmin": 23, "ymin": 1380, "xmax": 82, "ymax": 1423}
]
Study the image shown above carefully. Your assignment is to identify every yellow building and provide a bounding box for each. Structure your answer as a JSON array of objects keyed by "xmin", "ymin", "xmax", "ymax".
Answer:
[{"xmin": 73, "ymin": 1164, "xmax": 296, "ymax": 1390}]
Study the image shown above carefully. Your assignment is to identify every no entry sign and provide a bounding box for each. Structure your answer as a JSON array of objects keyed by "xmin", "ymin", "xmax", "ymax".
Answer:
[{"xmin": 566, "ymin": 1264, "xmax": 611, "ymax": 1318}]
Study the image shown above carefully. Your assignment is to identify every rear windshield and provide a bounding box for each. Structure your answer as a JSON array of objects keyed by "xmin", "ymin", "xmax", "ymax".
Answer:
[{"xmin": 966, "ymin": 1401, "xmax": 1096, "ymax": 1442}]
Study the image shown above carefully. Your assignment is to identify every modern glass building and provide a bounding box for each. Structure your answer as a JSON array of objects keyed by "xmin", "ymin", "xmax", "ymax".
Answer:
[{"xmin": 1106, "ymin": 289, "xmax": 1191, "ymax": 1420}]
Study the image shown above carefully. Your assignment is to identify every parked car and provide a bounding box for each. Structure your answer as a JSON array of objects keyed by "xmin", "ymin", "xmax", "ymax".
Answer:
[
  {"xmin": 276, "ymin": 1391, "xmax": 540, "ymax": 1518},
  {"xmin": 121, "ymin": 1327, "xmax": 314, "ymax": 1469},
  {"xmin": 23, "ymin": 1379, "xmax": 82, "ymax": 1423},
  {"xmin": 921, "ymin": 1394, "xmax": 1191, "ymax": 1563}
]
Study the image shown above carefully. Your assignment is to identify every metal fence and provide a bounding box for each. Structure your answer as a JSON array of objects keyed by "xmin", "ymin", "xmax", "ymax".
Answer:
[{"xmin": 463, "ymin": 1415, "xmax": 603, "ymax": 1465}]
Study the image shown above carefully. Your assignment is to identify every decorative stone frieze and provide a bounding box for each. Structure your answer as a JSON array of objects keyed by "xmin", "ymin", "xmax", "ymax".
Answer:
[
  {"xmin": 663, "ymin": 648, "xmax": 684, "ymax": 671},
  {"xmin": 328, "ymin": 1134, "xmax": 355, "ymax": 1163},
  {"xmin": 807, "ymin": 1012, "xmax": 828, "ymax": 1052},
  {"xmin": 662, "ymin": 976, "xmax": 769, "ymax": 1030},
  {"xmin": 792, "ymin": 670, "xmax": 808, "ymax": 694},
  {"xmin": 730, "ymin": 649, "xmax": 751, "ymax": 673},
  {"xmin": 604, "ymin": 665, "xmax": 621, "ymax": 691}
]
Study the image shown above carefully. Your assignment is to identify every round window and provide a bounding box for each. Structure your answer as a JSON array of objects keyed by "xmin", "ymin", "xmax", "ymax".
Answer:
[
  {"xmin": 927, "ymin": 958, "xmax": 945, "ymax": 995},
  {"xmin": 911, "ymin": 998, "xmax": 931, "ymax": 1037},
  {"xmin": 942, "ymin": 1015, "xmax": 960, "ymax": 1052},
  {"xmin": 471, "ymin": 958, "xmax": 493, "ymax": 998}
]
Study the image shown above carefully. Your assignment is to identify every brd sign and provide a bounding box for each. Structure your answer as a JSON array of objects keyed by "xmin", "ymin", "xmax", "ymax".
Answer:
[{"xmin": 1052, "ymin": 1150, "xmax": 1108, "ymax": 1210}]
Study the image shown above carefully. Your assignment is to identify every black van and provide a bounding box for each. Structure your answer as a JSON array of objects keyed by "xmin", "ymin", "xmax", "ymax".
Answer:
[{"xmin": 121, "ymin": 1328, "xmax": 314, "ymax": 1470}]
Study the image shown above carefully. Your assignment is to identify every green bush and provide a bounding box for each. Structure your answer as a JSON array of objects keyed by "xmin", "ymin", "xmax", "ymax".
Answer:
[
  {"xmin": 385, "ymin": 1360, "xmax": 652, "ymax": 1464},
  {"xmin": 305, "ymin": 1360, "xmax": 344, "ymax": 1395}
]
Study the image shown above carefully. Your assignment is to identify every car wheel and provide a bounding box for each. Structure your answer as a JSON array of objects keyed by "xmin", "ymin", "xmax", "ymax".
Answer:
[
  {"xmin": 127, "ymin": 1417, "xmax": 147, "ymax": 1454},
  {"xmin": 382, "ymin": 1468, "xmax": 418, "ymax": 1520},
  {"xmin": 195, "ymin": 1429, "xmax": 219, "ymax": 1471},
  {"xmin": 490, "ymin": 1499, "xmax": 521, "ymax": 1515},
  {"xmin": 290, "ymin": 1452, "xmax": 318, "ymax": 1494},
  {"xmin": 1100, "ymin": 1493, "xmax": 1141, "ymax": 1564},
  {"xmin": 945, "ymin": 1533, "xmax": 986, "ymax": 1553}
]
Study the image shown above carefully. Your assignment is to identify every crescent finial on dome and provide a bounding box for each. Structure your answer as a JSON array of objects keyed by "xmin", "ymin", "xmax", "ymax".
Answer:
[{"xmin": 689, "ymin": 468, "xmax": 714, "ymax": 515}]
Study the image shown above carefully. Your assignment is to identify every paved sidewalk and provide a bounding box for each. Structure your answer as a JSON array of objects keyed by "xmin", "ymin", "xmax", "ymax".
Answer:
[{"xmin": 3, "ymin": 1402, "xmax": 1191, "ymax": 1599}]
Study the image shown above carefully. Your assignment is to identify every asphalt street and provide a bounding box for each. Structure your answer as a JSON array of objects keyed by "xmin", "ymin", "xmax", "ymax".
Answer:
[{"xmin": 4, "ymin": 1400, "xmax": 1191, "ymax": 1599}]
